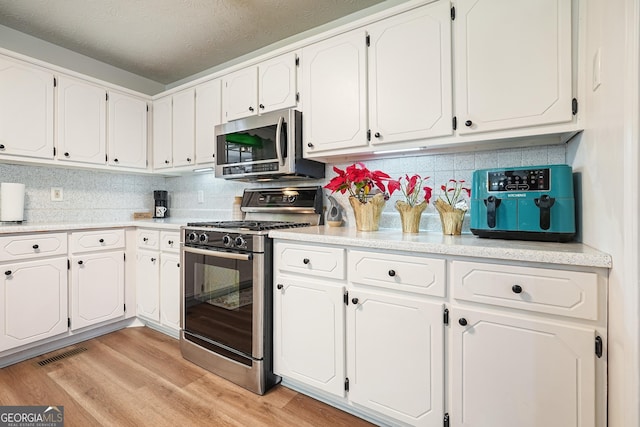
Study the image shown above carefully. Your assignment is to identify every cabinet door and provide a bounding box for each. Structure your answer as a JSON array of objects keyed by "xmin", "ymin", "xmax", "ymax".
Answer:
[
  {"xmin": 347, "ymin": 289, "xmax": 444, "ymax": 426},
  {"xmin": 451, "ymin": 307, "xmax": 596, "ymax": 427},
  {"xmin": 136, "ymin": 250, "xmax": 160, "ymax": 321},
  {"xmin": 454, "ymin": 0, "xmax": 572, "ymax": 134},
  {"xmin": 223, "ymin": 67, "xmax": 258, "ymax": 121},
  {"xmin": 259, "ymin": 52, "xmax": 297, "ymax": 114},
  {"xmin": 152, "ymin": 96, "xmax": 173, "ymax": 169},
  {"xmin": 302, "ymin": 29, "xmax": 368, "ymax": 155},
  {"xmin": 195, "ymin": 79, "xmax": 222, "ymax": 165},
  {"xmin": 172, "ymin": 88, "xmax": 195, "ymax": 167},
  {"xmin": 0, "ymin": 257, "xmax": 68, "ymax": 352},
  {"xmin": 273, "ymin": 276, "xmax": 346, "ymax": 397},
  {"xmin": 108, "ymin": 91, "xmax": 148, "ymax": 169},
  {"xmin": 70, "ymin": 251, "xmax": 125, "ymax": 330},
  {"xmin": 0, "ymin": 56, "xmax": 54, "ymax": 159},
  {"xmin": 368, "ymin": 1, "xmax": 453, "ymax": 145},
  {"xmin": 160, "ymin": 253, "xmax": 181, "ymax": 332},
  {"xmin": 56, "ymin": 76, "xmax": 107, "ymax": 164}
]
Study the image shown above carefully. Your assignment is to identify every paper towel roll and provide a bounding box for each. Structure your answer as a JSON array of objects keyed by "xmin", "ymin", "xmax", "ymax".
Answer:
[{"xmin": 1, "ymin": 183, "xmax": 25, "ymax": 222}]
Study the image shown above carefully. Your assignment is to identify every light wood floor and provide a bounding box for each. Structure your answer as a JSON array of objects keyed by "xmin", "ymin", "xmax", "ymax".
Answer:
[{"xmin": 0, "ymin": 327, "xmax": 374, "ymax": 427}]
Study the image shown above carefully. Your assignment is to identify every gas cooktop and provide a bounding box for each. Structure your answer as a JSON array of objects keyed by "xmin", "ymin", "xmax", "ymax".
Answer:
[{"xmin": 187, "ymin": 220, "xmax": 311, "ymax": 231}]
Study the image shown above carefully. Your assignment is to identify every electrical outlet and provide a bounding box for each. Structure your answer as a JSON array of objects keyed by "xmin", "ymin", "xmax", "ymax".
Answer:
[
  {"xmin": 51, "ymin": 187, "xmax": 63, "ymax": 201},
  {"xmin": 197, "ymin": 190, "xmax": 204, "ymax": 203}
]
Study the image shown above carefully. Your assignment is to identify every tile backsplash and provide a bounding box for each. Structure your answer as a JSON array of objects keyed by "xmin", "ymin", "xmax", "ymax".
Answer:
[{"xmin": 1, "ymin": 145, "xmax": 565, "ymax": 232}]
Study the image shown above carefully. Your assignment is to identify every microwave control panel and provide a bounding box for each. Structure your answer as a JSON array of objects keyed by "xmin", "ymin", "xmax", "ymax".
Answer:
[
  {"xmin": 487, "ymin": 168, "xmax": 550, "ymax": 192},
  {"xmin": 222, "ymin": 162, "xmax": 280, "ymax": 176}
]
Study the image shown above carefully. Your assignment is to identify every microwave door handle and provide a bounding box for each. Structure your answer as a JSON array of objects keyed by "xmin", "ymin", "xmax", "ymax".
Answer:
[{"xmin": 275, "ymin": 116, "xmax": 285, "ymax": 166}]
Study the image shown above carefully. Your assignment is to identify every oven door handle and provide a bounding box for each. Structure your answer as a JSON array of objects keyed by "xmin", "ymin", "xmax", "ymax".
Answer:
[
  {"xmin": 275, "ymin": 115, "xmax": 285, "ymax": 166},
  {"xmin": 182, "ymin": 246, "xmax": 253, "ymax": 261}
]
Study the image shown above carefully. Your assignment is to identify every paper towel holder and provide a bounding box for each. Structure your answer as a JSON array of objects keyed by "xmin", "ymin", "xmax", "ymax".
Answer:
[{"xmin": 0, "ymin": 182, "xmax": 26, "ymax": 223}]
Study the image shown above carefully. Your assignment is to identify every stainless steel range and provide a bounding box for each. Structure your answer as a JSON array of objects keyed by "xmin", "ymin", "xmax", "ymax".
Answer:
[{"xmin": 180, "ymin": 186, "xmax": 322, "ymax": 395}]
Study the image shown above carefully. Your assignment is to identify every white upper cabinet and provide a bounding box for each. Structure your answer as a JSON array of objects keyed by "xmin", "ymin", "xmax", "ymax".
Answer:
[
  {"xmin": 195, "ymin": 79, "xmax": 222, "ymax": 165},
  {"xmin": 108, "ymin": 91, "xmax": 148, "ymax": 169},
  {"xmin": 172, "ymin": 88, "xmax": 195, "ymax": 167},
  {"xmin": 302, "ymin": 29, "xmax": 368, "ymax": 154},
  {"xmin": 368, "ymin": 1, "xmax": 453, "ymax": 145},
  {"xmin": 152, "ymin": 95, "xmax": 173, "ymax": 169},
  {"xmin": 0, "ymin": 55, "xmax": 54, "ymax": 160},
  {"xmin": 223, "ymin": 52, "xmax": 298, "ymax": 122},
  {"xmin": 454, "ymin": 0, "xmax": 573, "ymax": 134},
  {"xmin": 56, "ymin": 76, "xmax": 107, "ymax": 165}
]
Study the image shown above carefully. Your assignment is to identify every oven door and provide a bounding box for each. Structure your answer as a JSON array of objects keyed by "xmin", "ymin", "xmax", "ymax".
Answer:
[{"xmin": 181, "ymin": 246, "xmax": 264, "ymax": 364}]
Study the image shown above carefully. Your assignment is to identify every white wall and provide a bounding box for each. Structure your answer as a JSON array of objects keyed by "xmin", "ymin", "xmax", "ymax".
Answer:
[{"xmin": 566, "ymin": 0, "xmax": 640, "ymax": 425}]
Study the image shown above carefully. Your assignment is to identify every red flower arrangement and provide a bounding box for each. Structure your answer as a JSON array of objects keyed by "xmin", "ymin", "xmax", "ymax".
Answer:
[
  {"xmin": 324, "ymin": 162, "xmax": 392, "ymax": 203},
  {"xmin": 388, "ymin": 174, "xmax": 433, "ymax": 207}
]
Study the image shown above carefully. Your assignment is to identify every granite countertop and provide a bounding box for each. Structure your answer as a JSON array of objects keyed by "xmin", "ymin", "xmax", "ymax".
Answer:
[
  {"xmin": 269, "ymin": 226, "xmax": 612, "ymax": 269},
  {"xmin": 0, "ymin": 218, "xmax": 190, "ymax": 234}
]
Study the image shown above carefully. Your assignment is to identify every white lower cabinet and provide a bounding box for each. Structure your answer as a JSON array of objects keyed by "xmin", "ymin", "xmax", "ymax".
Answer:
[
  {"xmin": 136, "ymin": 249, "xmax": 160, "ymax": 322},
  {"xmin": 450, "ymin": 307, "xmax": 596, "ymax": 427},
  {"xmin": 347, "ymin": 289, "xmax": 444, "ymax": 426},
  {"xmin": 159, "ymin": 253, "xmax": 181, "ymax": 332},
  {"xmin": 0, "ymin": 257, "xmax": 68, "ymax": 352}
]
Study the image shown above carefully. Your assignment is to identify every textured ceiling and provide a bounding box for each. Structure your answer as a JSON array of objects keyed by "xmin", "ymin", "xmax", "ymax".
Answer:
[{"xmin": 0, "ymin": 0, "xmax": 387, "ymax": 84}]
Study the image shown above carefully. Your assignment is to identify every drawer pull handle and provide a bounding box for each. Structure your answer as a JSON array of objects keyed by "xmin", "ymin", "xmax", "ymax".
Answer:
[
  {"xmin": 512, "ymin": 284, "xmax": 523, "ymax": 294},
  {"xmin": 388, "ymin": 269, "xmax": 396, "ymax": 277},
  {"xmin": 143, "ymin": 237, "xmax": 148, "ymax": 242},
  {"xmin": 78, "ymin": 260, "xmax": 83, "ymax": 265},
  {"xmin": 99, "ymin": 239, "xmax": 105, "ymax": 243},
  {"xmin": 303, "ymin": 258, "xmax": 310, "ymax": 265},
  {"xmin": 168, "ymin": 240, "xmax": 174, "ymax": 245},
  {"xmin": 458, "ymin": 318, "xmax": 468, "ymax": 326},
  {"xmin": 351, "ymin": 298, "xmax": 359, "ymax": 305},
  {"xmin": 32, "ymin": 244, "xmax": 39, "ymax": 250},
  {"xmin": 277, "ymin": 284, "xmax": 283, "ymax": 290},
  {"xmin": 4, "ymin": 270, "xmax": 11, "ymax": 276}
]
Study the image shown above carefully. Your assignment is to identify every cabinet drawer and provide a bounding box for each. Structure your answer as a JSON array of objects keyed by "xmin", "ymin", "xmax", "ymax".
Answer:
[
  {"xmin": 0, "ymin": 233, "xmax": 67, "ymax": 262},
  {"xmin": 69, "ymin": 229, "xmax": 125, "ymax": 253},
  {"xmin": 451, "ymin": 260, "xmax": 598, "ymax": 320},
  {"xmin": 160, "ymin": 231, "xmax": 180, "ymax": 253},
  {"xmin": 137, "ymin": 229, "xmax": 160, "ymax": 250},
  {"xmin": 348, "ymin": 250, "xmax": 446, "ymax": 297},
  {"xmin": 275, "ymin": 242, "xmax": 345, "ymax": 280}
]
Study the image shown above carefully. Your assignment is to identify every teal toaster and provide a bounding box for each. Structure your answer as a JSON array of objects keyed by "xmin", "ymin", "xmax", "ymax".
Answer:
[{"xmin": 470, "ymin": 165, "xmax": 575, "ymax": 242}]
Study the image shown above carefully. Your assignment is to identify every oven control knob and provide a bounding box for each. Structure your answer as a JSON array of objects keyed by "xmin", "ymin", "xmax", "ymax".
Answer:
[
  {"xmin": 199, "ymin": 233, "xmax": 209, "ymax": 244},
  {"xmin": 234, "ymin": 236, "xmax": 246, "ymax": 248},
  {"xmin": 187, "ymin": 232, "xmax": 198, "ymax": 243},
  {"xmin": 222, "ymin": 235, "xmax": 233, "ymax": 247}
]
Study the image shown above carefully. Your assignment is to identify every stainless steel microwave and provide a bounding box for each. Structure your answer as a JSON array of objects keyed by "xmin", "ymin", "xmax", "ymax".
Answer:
[{"xmin": 214, "ymin": 109, "xmax": 325, "ymax": 181}]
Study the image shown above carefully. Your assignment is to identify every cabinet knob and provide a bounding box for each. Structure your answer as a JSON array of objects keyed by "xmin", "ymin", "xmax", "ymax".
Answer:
[
  {"xmin": 303, "ymin": 258, "xmax": 310, "ymax": 265},
  {"xmin": 512, "ymin": 284, "xmax": 523, "ymax": 294},
  {"xmin": 307, "ymin": 142, "xmax": 314, "ymax": 148},
  {"xmin": 150, "ymin": 258, "xmax": 156, "ymax": 262},
  {"xmin": 32, "ymin": 244, "xmax": 39, "ymax": 250},
  {"xmin": 187, "ymin": 158, "xmax": 192, "ymax": 163},
  {"xmin": 458, "ymin": 318, "xmax": 468, "ymax": 326},
  {"xmin": 388, "ymin": 269, "xmax": 396, "ymax": 277},
  {"xmin": 277, "ymin": 284, "xmax": 284, "ymax": 290},
  {"xmin": 248, "ymin": 106, "xmax": 254, "ymax": 112},
  {"xmin": 0, "ymin": 144, "xmax": 5, "ymax": 150},
  {"xmin": 465, "ymin": 120, "xmax": 473, "ymax": 127},
  {"xmin": 114, "ymin": 158, "xmax": 119, "ymax": 163},
  {"xmin": 168, "ymin": 240, "xmax": 174, "ymax": 245},
  {"xmin": 374, "ymin": 132, "xmax": 381, "ymax": 138},
  {"xmin": 99, "ymin": 239, "xmax": 105, "ymax": 243},
  {"xmin": 259, "ymin": 104, "xmax": 265, "ymax": 109},
  {"xmin": 78, "ymin": 260, "xmax": 84, "ymax": 265},
  {"xmin": 177, "ymin": 263, "xmax": 180, "ymax": 268},
  {"xmin": 4, "ymin": 270, "xmax": 11, "ymax": 276},
  {"xmin": 165, "ymin": 160, "xmax": 170, "ymax": 164},
  {"xmin": 351, "ymin": 298, "xmax": 359, "ymax": 305},
  {"xmin": 64, "ymin": 152, "xmax": 70, "ymax": 157},
  {"xmin": 143, "ymin": 237, "xmax": 148, "ymax": 242}
]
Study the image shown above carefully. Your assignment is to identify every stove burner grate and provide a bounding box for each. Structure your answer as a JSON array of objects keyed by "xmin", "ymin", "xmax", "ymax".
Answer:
[{"xmin": 187, "ymin": 220, "xmax": 311, "ymax": 231}]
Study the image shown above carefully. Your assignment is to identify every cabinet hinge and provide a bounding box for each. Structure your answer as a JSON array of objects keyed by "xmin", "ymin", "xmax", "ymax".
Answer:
[
  {"xmin": 344, "ymin": 291, "xmax": 349, "ymax": 306},
  {"xmin": 106, "ymin": 92, "xmax": 109, "ymax": 102},
  {"xmin": 572, "ymin": 98, "xmax": 578, "ymax": 115},
  {"xmin": 366, "ymin": 34, "xmax": 370, "ymax": 47},
  {"xmin": 444, "ymin": 413, "xmax": 450, "ymax": 427},
  {"xmin": 451, "ymin": 6, "xmax": 456, "ymax": 20},
  {"xmin": 124, "ymin": 303, "xmax": 126, "ymax": 313},
  {"xmin": 105, "ymin": 154, "xmax": 108, "ymax": 162},
  {"xmin": 124, "ymin": 253, "xmax": 126, "ymax": 261},
  {"xmin": 53, "ymin": 77, "xmax": 57, "ymax": 87},
  {"xmin": 67, "ymin": 318, "xmax": 71, "ymax": 328},
  {"xmin": 344, "ymin": 378, "xmax": 350, "ymax": 392},
  {"xmin": 53, "ymin": 147, "xmax": 56, "ymax": 157},
  {"xmin": 295, "ymin": 55, "xmax": 300, "ymax": 67},
  {"xmin": 595, "ymin": 336, "xmax": 603, "ymax": 358},
  {"xmin": 443, "ymin": 308, "xmax": 449, "ymax": 325},
  {"xmin": 296, "ymin": 92, "xmax": 300, "ymax": 102},
  {"xmin": 367, "ymin": 129, "xmax": 371, "ymax": 141},
  {"xmin": 67, "ymin": 259, "xmax": 70, "ymax": 270},
  {"xmin": 452, "ymin": 116, "xmax": 457, "ymax": 131},
  {"xmin": 146, "ymin": 104, "xmax": 149, "ymax": 112}
]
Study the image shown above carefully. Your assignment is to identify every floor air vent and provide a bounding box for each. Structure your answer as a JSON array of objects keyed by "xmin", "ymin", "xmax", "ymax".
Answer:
[{"xmin": 37, "ymin": 347, "xmax": 88, "ymax": 366}]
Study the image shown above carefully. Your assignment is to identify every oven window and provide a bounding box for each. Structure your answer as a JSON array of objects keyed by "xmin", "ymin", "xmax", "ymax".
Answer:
[{"xmin": 183, "ymin": 250, "xmax": 254, "ymax": 357}]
